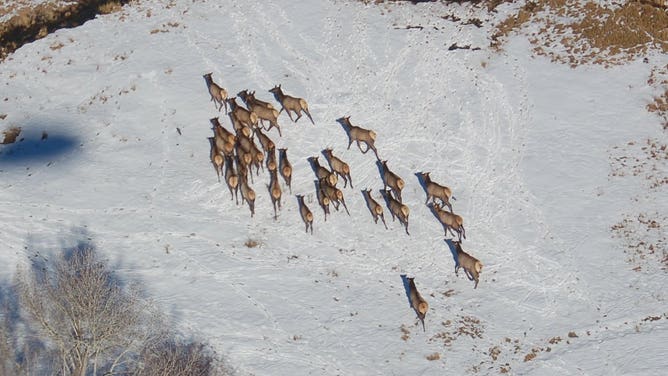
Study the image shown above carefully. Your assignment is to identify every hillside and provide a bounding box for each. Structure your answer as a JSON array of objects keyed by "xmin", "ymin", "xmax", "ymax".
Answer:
[{"xmin": 1, "ymin": 0, "xmax": 666, "ymax": 374}]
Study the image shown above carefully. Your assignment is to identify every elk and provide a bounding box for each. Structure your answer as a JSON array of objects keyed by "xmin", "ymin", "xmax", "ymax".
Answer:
[
  {"xmin": 224, "ymin": 155, "xmax": 239, "ymax": 204},
  {"xmin": 249, "ymin": 137, "xmax": 264, "ymax": 175},
  {"xmin": 418, "ymin": 172, "xmax": 453, "ymax": 210},
  {"xmin": 361, "ymin": 189, "xmax": 387, "ymax": 229},
  {"xmin": 268, "ymin": 170, "xmax": 282, "ymax": 219},
  {"xmin": 453, "ymin": 241, "xmax": 483, "ymax": 289},
  {"xmin": 432, "ymin": 203, "xmax": 465, "ymax": 241},
  {"xmin": 379, "ymin": 160, "xmax": 405, "ymax": 202},
  {"xmin": 278, "ymin": 148, "xmax": 293, "ymax": 193},
  {"xmin": 238, "ymin": 89, "xmax": 275, "ymax": 110},
  {"xmin": 203, "ymin": 73, "xmax": 228, "ymax": 112},
  {"xmin": 208, "ymin": 137, "xmax": 224, "ymax": 182},
  {"xmin": 239, "ymin": 174, "xmax": 256, "ymax": 217},
  {"xmin": 380, "ymin": 189, "xmax": 409, "ymax": 235},
  {"xmin": 227, "ymin": 97, "xmax": 258, "ymax": 129},
  {"xmin": 235, "ymin": 143, "xmax": 254, "ymax": 183},
  {"xmin": 254, "ymin": 127, "xmax": 275, "ymax": 154},
  {"xmin": 308, "ymin": 156, "xmax": 338, "ymax": 187},
  {"xmin": 238, "ymin": 90, "xmax": 282, "ymax": 136},
  {"xmin": 335, "ymin": 116, "xmax": 378, "ymax": 158},
  {"xmin": 319, "ymin": 178, "xmax": 350, "ymax": 215},
  {"xmin": 268, "ymin": 84, "xmax": 314, "ymax": 124},
  {"xmin": 407, "ymin": 277, "xmax": 428, "ymax": 331},
  {"xmin": 314, "ymin": 180, "xmax": 331, "ymax": 221},
  {"xmin": 210, "ymin": 117, "xmax": 236, "ymax": 156},
  {"xmin": 266, "ymin": 146, "xmax": 278, "ymax": 172},
  {"xmin": 296, "ymin": 194, "xmax": 314, "ymax": 234},
  {"xmin": 228, "ymin": 111, "xmax": 253, "ymax": 138},
  {"xmin": 322, "ymin": 148, "xmax": 353, "ymax": 188}
]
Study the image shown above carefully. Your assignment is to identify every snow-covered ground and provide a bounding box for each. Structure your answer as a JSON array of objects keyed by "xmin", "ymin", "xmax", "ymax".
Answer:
[{"xmin": 1, "ymin": 0, "xmax": 666, "ymax": 374}]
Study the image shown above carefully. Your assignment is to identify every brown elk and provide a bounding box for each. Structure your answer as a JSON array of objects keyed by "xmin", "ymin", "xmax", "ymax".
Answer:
[
  {"xmin": 319, "ymin": 178, "xmax": 350, "ymax": 215},
  {"xmin": 278, "ymin": 148, "xmax": 293, "ymax": 193},
  {"xmin": 239, "ymin": 173, "xmax": 256, "ymax": 217},
  {"xmin": 248, "ymin": 137, "xmax": 264, "ymax": 175},
  {"xmin": 238, "ymin": 90, "xmax": 282, "ymax": 136},
  {"xmin": 238, "ymin": 89, "xmax": 276, "ymax": 110},
  {"xmin": 380, "ymin": 160, "xmax": 405, "ymax": 202},
  {"xmin": 380, "ymin": 189, "xmax": 409, "ymax": 235},
  {"xmin": 418, "ymin": 172, "xmax": 453, "ymax": 211},
  {"xmin": 453, "ymin": 241, "xmax": 482, "ymax": 289},
  {"xmin": 268, "ymin": 169, "xmax": 282, "ymax": 220},
  {"xmin": 228, "ymin": 110, "xmax": 253, "ymax": 139},
  {"xmin": 308, "ymin": 156, "xmax": 338, "ymax": 187},
  {"xmin": 266, "ymin": 146, "xmax": 278, "ymax": 172},
  {"xmin": 314, "ymin": 180, "xmax": 331, "ymax": 221},
  {"xmin": 322, "ymin": 148, "xmax": 353, "ymax": 188},
  {"xmin": 361, "ymin": 189, "xmax": 387, "ymax": 229},
  {"xmin": 235, "ymin": 142, "xmax": 254, "ymax": 183},
  {"xmin": 203, "ymin": 73, "xmax": 228, "ymax": 112},
  {"xmin": 208, "ymin": 137, "xmax": 224, "ymax": 182},
  {"xmin": 432, "ymin": 203, "xmax": 465, "ymax": 241},
  {"xmin": 210, "ymin": 117, "xmax": 236, "ymax": 156},
  {"xmin": 336, "ymin": 116, "xmax": 378, "ymax": 158},
  {"xmin": 268, "ymin": 85, "xmax": 314, "ymax": 124},
  {"xmin": 296, "ymin": 194, "xmax": 314, "ymax": 234},
  {"xmin": 408, "ymin": 277, "xmax": 428, "ymax": 331},
  {"xmin": 227, "ymin": 97, "xmax": 258, "ymax": 129},
  {"xmin": 224, "ymin": 155, "xmax": 239, "ymax": 204},
  {"xmin": 254, "ymin": 127, "xmax": 275, "ymax": 154}
]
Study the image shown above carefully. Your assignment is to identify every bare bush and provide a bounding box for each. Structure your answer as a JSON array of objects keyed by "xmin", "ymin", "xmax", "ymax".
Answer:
[{"xmin": 135, "ymin": 337, "xmax": 221, "ymax": 376}]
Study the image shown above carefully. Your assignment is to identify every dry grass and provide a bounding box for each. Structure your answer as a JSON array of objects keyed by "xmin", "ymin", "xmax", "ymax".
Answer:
[
  {"xmin": 611, "ymin": 212, "xmax": 667, "ymax": 272},
  {"xmin": 647, "ymin": 64, "xmax": 668, "ymax": 130},
  {"xmin": 493, "ymin": 0, "xmax": 668, "ymax": 67},
  {"xmin": 1, "ymin": 126, "xmax": 21, "ymax": 144}
]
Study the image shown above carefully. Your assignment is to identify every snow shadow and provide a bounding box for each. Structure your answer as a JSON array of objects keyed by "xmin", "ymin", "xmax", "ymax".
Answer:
[
  {"xmin": 0, "ymin": 123, "xmax": 79, "ymax": 167},
  {"xmin": 399, "ymin": 274, "xmax": 413, "ymax": 308},
  {"xmin": 414, "ymin": 171, "xmax": 429, "ymax": 202},
  {"xmin": 443, "ymin": 238, "xmax": 459, "ymax": 271}
]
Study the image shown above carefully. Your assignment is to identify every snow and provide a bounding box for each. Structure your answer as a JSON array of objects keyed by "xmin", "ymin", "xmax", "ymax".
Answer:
[{"xmin": 1, "ymin": 0, "xmax": 667, "ymax": 375}]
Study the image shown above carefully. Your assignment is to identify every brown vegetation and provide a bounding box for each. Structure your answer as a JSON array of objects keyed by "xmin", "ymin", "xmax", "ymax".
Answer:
[
  {"xmin": 492, "ymin": 0, "xmax": 668, "ymax": 67},
  {"xmin": 0, "ymin": 0, "xmax": 130, "ymax": 60}
]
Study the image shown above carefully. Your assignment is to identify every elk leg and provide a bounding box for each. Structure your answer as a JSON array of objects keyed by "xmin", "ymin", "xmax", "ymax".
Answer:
[
  {"xmin": 284, "ymin": 107, "xmax": 294, "ymax": 122},
  {"xmin": 304, "ymin": 109, "xmax": 315, "ymax": 125}
]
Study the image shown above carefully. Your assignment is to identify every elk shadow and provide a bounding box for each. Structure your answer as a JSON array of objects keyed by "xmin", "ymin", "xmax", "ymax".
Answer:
[
  {"xmin": 360, "ymin": 189, "xmax": 377, "ymax": 221},
  {"xmin": 375, "ymin": 160, "xmax": 388, "ymax": 188},
  {"xmin": 306, "ymin": 156, "xmax": 323, "ymax": 177},
  {"xmin": 426, "ymin": 202, "xmax": 449, "ymax": 237},
  {"xmin": 400, "ymin": 274, "xmax": 413, "ymax": 308},
  {"xmin": 414, "ymin": 171, "xmax": 429, "ymax": 202},
  {"xmin": 443, "ymin": 238, "xmax": 460, "ymax": 270},
  {"xmin": 0, "ymin": 126, "xmax": 79, "ymax": 167}
]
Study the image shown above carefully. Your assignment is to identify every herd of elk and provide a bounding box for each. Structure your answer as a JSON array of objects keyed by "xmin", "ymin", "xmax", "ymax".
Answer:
[{"xmin": 203, "ymin": 74, "xmax": 485, "ymax": 332}]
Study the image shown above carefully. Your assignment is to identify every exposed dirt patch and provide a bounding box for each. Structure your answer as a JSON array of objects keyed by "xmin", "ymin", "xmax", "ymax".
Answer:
[{"xmin": 0, "ymin": 0, "xmax": 130, "ymax": 60}]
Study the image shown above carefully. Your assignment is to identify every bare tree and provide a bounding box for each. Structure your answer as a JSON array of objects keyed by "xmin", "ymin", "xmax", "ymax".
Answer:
[{"xmin": 15, "ymin": 248, "xmax": 149, "ymax": 376}]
